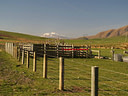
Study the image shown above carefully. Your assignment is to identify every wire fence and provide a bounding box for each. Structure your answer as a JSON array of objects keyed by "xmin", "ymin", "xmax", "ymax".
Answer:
[
  {"xmin": 4, "ymin": 43, "xmax": 128, "ymax": 96},
  {"xmin": 42, "ymin": 54, "xmax": 128, "ymax": 96}
]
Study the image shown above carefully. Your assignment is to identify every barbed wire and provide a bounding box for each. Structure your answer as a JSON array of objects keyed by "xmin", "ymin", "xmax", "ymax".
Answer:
[
  {"xmin": 99, "ymin": 76, "xmax": 127, "ymax": 85},
  {"xmin": 99, "ymin": 89, "xmax": 117, "ymax": 96},
  {"xmin": 100, "ymin": 82, "xmax": 128, "ymax": 94},
  {"xmin": 20, "ymin": 52, "xmax": 128, "ymax": 95},
  {"xmin": 64, "ymin": 59, "xmax": 91, "ymax": 77},
  {"xmin": 65, "ymin": 58, "xmax": 91, "ymax": 67},
  {"xmin": 65, "ymin": 57, "xmax": 128, "ymax": 77},
  {"xmin": 101, "ymin": 68, "xmax": 128, "ymax": 77}
]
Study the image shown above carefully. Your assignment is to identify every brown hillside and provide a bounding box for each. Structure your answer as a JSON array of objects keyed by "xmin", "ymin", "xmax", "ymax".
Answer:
[{"xmin": 87, "ymin": 25, "xmax": 128, "ymax": 39}]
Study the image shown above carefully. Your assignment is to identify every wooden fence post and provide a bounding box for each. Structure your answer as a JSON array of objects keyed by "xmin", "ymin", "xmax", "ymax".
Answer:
[
  {"xmin": 57, "ymin": 45, "xmax": 59, "ymax": 58},
  {"xmin": 26, "ymin": 51, "xmax": 29, "ymax": 68},
  {"xmin": 5, "ymin": 42, "xmax": 7, "ymax": 52},
  {"xmin": 43, "ymin": 54, "xmax": 47, "ymax": 78},
  {"xmin": 82, "ymin": 45, "xmax": 84, "ymax": 57},
  {"xmin": 72, "ymin": 44, "xmax": 74, "ymax": 58},
  {"xmin": 22, "ymin": 49, "xmax": 24, "ymax": 64},
  {"xmin": 44, "ymin": 44, "xmax": 46, "ymax": 54},
  {"xmin": 59, "ymin": 57, "xmax": 64, "ymax": 90},
  {"xmin": 9, "ymin": 43, "xmax": 11, "ymax": 55},
  {"xmin": 111, "ymin": 50, "xmax": 114, "ymax": 61},
  {"xmin": 13, "ymin": 46, "xmax": 18, "ymax": 59},
  {"xmin": 89, "ymin": 45, "xmax": 92, "ymax": 58},
  {"xmin": 91, "ymin": 66, "xmax": 99, "ymax": 96},
  {"xmin": 98, "ymin": 50, "xmax": 100, "ymax": 59},
  {"xmin": 8, "ymin": 43, "xmax": 10, "ymax": 54},
  {"xmin": 9, "ymin": 43, "xmax": 10, "ymax": 54},
  {"xmin": 18, "ymin": 48, "xmax": 21, "ymax": 61},
  {"xmin": 6, "ymin": 42, "xmax": 7, "ymax": 53},
  {"xmin": 7, "ymin": 42, "xmax": 9, "ymax": 53},
  {"xmin": 33, "ymin": 52, "xmax": 36, "ymax": 72},
  {"xmin": 11, "ymin": 43, "xmax": 14, "ymax": 56},
  {"xmin": 86, "ymin": 45, "xmax": 89, "ymax": 58},
  {"xmin": 13, "ymin": 46, "xmax": 15, "ymax": 57},
  {"xmin": 16, "ymin": 46, "xmax": 18, "ymax": 59},
  {"xmin": 14, "ymin": 46, "xmax": 16, "ymax": 58}
]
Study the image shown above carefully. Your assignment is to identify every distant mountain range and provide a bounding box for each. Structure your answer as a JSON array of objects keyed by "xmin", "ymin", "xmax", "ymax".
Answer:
[
  {"xmin": 41, "ymin": 25, "xmax": 128, "ymax": 39},
  {"xmin": 85, "ymin": 25, "xmax": 128, "ymax": 39},
  {"xmin": 41, "ymin": 32, "xmax": 69, "ymax": 39}
]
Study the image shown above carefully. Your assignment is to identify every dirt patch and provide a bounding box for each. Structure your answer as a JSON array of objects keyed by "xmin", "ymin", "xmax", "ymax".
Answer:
[{"xmin": 0, "ymin": 34, "xmax": 15, "ymax": 38}]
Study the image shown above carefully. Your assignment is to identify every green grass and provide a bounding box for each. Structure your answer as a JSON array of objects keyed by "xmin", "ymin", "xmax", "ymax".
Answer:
[
  {"xmin": 1, "ymin": 30, "xmax": 128, "ymax": 47},
  {"xmin": 0, "ymin": 48, "xmax": 128, "ymax": 96},
  {"xmin": 1, "ymin": 28, "xmax": 128, "ymax": 95},
  {"xmin": 64, "ymin": 36, "xmax": 128, "ymax": 46},
  {"xmin": 0, "ymin": 30, "xmax": 54, "ymax": 44},
  {"xmin": 92, "ymin": 48, "xmax": 128, "ymax": 58},
  {"xmin": 1, "ymin": 30, "xmax": 128, "ymax": 46},
  {"xmin": 0, "ymin": 30, "xmax": 46, "ymax": 40}
]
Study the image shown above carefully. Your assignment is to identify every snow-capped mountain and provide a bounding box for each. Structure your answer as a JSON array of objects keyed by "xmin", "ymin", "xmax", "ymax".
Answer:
[{"xmin": 41, "ymin": 32, "xmax": 69, "ymax": 39}]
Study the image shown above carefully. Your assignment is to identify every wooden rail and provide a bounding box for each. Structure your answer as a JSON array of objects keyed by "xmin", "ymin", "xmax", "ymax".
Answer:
[{"xmin": 5, "ymin": 43, "xmax": 92, "ymax": 58}]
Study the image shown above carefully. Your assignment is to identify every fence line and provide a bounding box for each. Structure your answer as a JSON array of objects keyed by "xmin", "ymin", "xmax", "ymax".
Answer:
[
  {"xmin": 4, "ymin": 42, "xmax": 128, "ymax": 96},
  {"xmin": 43, "ymin": 54, "xmax": 127, "ymax": 84},
  {"xmin": 65, "ymin": 57, "xmax": 128, "ymax": 77},
  {"xmin": 28, "ymin": 52, "xmax": 128, "ymax": 96},
  {"xmin": 46, "ymin": 54, "xmax": 90, "ymax": 77},
  {"xmin": 63, "ymin": 57, "xmax": 128, "ymax": 96}
]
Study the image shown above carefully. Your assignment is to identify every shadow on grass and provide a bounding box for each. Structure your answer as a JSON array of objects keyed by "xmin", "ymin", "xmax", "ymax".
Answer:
[
  {"xmin": 53, "ymin": 86, "xmax": 91, "ymax": 93},
  {"xmin": 48, "ymin": 77, "xmax": 90, "ymax": 80}
]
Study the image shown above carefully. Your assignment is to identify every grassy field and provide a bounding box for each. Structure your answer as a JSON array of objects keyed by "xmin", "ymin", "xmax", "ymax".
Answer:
[
  {"xmin": 64, "ymin": 36, "xmax": 128, "ymax": 46},
  {"xmin": 0, "ymin": 30, "xmax": 55, "ymax": 44},
  {"xmin": 1, "ymin": 30, "xmax": 128, "ymax": 46},
  {"xmin": 0, "ymin": 48, "xmax": 128, "ymax": 96},
  {"xmin": 1, "ymin": 31, "xmax": 128, "ymax": 95},
  {"xmin": 0, "ymin": 30, "xmax": 46, "ymax": 40}
]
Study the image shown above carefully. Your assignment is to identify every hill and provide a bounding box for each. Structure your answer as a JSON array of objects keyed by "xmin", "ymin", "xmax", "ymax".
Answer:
[
  {"xmin": 0, "ymin": 30, "xmax": 50, "ymax": 44},
  {"xmin": 87, "ymin": 25, "xmax": 128, "ymax": 39},
  {"xmin": 74, "ymin": 36, "xmax": 88, "ymax": 40},
  {"xmin": 64, "ymin": 36, "xmax": 128, "ymax": 46}
]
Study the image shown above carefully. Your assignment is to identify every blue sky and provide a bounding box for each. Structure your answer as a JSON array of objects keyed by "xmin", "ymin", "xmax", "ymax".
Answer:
[{"xmin": 0, "ymin": 0, "xmax": 128, "ymax": 38}]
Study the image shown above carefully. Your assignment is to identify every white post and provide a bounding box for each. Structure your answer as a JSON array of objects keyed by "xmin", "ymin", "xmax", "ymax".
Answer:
[
  {"xmin": 22, "ymin": 49, "xmax": 24, "ymax": 64},
  {"xmin": 43, "ymin": 54, "xmax": 47, "ymax": 78},
  {"xmin": 33, "ymin": 52, "xmax": 36, "ymax": 72}
]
